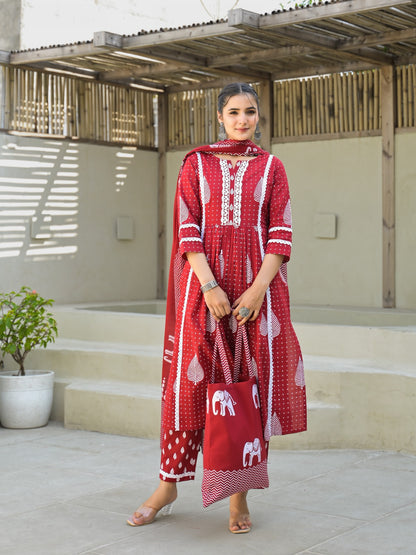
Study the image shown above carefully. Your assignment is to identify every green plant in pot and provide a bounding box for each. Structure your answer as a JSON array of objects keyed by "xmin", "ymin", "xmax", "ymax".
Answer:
[{"xmin": 0, "ymin": 286, "xmax": 58, "ymax": 428}]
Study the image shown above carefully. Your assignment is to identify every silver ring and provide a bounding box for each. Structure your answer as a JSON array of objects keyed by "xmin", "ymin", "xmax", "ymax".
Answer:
[{"xmin": 239, "ymin": 307, "xmax": 250, "ymax": 319}]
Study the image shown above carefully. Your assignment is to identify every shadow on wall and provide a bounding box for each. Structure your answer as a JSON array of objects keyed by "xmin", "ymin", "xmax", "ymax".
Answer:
[
  {"xmin": 0, "ymin": 138, "xmax": 80, "ymax": 262},
  {"xmin": 0, "ymin": 137, "xmax": 137, "ymax": 265}
]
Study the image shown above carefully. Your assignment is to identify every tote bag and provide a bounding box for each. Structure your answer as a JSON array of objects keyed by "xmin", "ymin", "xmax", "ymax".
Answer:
[{"xmin": 201, "ymin": 323, "xmax": 269, "ymax": 508}]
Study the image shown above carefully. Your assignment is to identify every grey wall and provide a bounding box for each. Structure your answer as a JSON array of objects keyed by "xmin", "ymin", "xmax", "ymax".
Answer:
[
  {"xmin": 0, "ymin": 132, "xmax": 159, "ymax": 304},
  {"xmin": 0, "ymin": 0, "xmax": 21, "ymax": 51}
]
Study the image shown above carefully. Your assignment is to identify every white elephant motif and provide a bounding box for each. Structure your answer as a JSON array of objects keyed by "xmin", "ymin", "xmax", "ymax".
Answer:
[
  {"xmin": 252, "ymin": 383, "xmax": 260, "ymax": 409},
  {"xmin": 243, "ymin": 438, "xmax": 262, "ymax": 467},
  {"xmin": 212, "ymin": 390, "xmax": 236, "ymax": 416}
]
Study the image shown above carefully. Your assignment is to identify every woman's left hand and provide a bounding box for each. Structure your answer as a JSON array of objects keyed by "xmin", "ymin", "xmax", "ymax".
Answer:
[{"xmin": 232, "ymin": 284, "xmax": 267, "ymax": 325}]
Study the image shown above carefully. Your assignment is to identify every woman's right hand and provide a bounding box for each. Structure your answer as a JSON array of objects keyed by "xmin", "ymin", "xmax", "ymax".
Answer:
[{"xmin": 203, "ymin": 287, "xmax": 231, "ymax": 322}]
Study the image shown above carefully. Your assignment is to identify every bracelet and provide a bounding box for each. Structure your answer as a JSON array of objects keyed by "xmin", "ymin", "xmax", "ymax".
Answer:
[{"xmin": 200, "ymin": 280, "xmax": 218, "ymax": 293}]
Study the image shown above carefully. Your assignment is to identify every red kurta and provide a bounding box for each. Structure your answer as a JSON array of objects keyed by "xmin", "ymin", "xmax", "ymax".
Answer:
[{"xmin": 162, "ymin": 143, "xmax": 306, "ymax": 441}]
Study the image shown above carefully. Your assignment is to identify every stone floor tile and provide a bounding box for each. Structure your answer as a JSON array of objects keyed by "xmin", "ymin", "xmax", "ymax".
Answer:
[
  {"xmin": 0, "ymin": 502, "xmax": 148, "ymax": 555},
  {"xmin": 0, "ymin": 465, "xmax": 123, "ymax": 518},
  {"xmin": 304, "ymin": 501, "xmax": 416, "ymax": 555},
  {"xmin": 268, "ymin": 464, "xmax": 416, "ymax": 521}
]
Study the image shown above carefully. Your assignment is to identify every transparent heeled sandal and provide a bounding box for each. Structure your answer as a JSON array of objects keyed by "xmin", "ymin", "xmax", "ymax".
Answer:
[{"xmin": 126, "ymin": 502, "xmax": 174, "ymax": 526}]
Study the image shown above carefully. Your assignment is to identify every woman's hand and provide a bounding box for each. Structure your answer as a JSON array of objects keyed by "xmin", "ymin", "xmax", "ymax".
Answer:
[
  {"xmin": 232, "ymin": 284, "xmax": 267, "ymax": 325},
  {"xmin": 204, "ymin": 287, "xmax": 232, "ymax": 322}
]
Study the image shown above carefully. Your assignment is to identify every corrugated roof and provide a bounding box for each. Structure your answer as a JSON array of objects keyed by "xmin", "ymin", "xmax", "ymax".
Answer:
[{"xmin": 3, "ymin": 0, "xmax": 416, "ymax": 90}]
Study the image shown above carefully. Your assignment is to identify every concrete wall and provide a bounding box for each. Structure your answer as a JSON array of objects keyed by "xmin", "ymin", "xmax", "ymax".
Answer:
[
  {"xmin": 166, "ymin": 137, "xmax": 388, "ymax": 309},
  {"xmin": 0, "ymin": 133, "xmax": 158, "ymax": 303},
  {"xmin": 0, "ymin": 0, "xmax": 21, "ymax": 51},
  {"xmin": 396, "ymin": 131, "xmax": 416, "ymax": 309},
  {"xmin": 274, "ymin": 136, "xmax": 383, "ymax": 308}
]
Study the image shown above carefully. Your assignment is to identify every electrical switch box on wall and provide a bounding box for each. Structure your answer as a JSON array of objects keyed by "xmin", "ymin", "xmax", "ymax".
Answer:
[
  {"xmin": 313, "ymin": 213, "xmax": 337, "ymax": 239},
  {"xmin": 116, "ymin": 216, "xmax": 134, "ymax": 240}
]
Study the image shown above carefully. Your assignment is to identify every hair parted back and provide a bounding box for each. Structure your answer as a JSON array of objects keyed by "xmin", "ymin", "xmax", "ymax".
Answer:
[{"xmin": 217, "ymin": 82, "xmax": 260, "ymax": 114}]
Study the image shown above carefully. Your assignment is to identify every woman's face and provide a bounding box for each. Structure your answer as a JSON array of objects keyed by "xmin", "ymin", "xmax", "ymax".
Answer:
[{"xmin": 218, "ymin": 93, "xmax": 259, "ymax": 141}]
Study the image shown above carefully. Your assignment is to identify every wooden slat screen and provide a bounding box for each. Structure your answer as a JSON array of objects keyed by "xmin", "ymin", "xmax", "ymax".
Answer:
[
  {"xmin": 1, "ymin": 64, "xmax": 415, "ymax": 148},
  {"xmin": 273, "ymin": 70, "xmax": 381, "ymax": 138},
  {"xmin": 168, "ymin": 88, "xmax": 221, "ymax": 147},
  {"xmin": 396, "ymin": 64, "xmax": 416, "ymax": 129},
  {"xmin": 0, "ymin": 65, "xmax": 156, "ymax": 147}
]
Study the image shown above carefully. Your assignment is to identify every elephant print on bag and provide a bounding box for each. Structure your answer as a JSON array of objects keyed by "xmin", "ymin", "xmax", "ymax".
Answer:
[
  {"xmin": 252, "ymin": 383, "xmax": 260, "ymax": 409},
  {"xmin": 243, "ymin": 438, "xmax": 262, "ymax": 467},
  {"xmin": 212, "ymin": 390, "xmax": 237, "ymax": 416}
]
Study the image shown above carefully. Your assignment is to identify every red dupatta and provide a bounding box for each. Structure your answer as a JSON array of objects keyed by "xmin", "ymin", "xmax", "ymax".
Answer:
[{"xmin": 161, "ymin": 139, "xmax": 268, "ymax": 407}]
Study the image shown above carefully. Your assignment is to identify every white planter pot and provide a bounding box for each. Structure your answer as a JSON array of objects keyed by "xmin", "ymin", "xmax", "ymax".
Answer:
[{"xmin": 0, "ymin": 370, "xmax": 55, "ymax": 429}]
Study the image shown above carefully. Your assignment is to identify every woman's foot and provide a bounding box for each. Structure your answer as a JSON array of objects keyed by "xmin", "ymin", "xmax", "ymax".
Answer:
[
  {"xmin": 229, "ymin": 491, "xmax": 252, "ymax": 534},
  {"xmin": 127, "ymin": 481, "xmax": 177, "ymax": 526}
]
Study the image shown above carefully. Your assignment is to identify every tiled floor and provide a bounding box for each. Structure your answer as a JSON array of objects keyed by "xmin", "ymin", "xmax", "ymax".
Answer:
[{"xmin": 1, "ymin": 422, "xmax": 416, "ymax": 555}]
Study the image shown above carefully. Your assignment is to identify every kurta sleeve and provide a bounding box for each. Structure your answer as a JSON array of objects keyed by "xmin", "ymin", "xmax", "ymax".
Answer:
[
  {"xmin": 177, "ymin": 154, "xmax": 205, "ymax": 257},
  {"xmin": 265, "ymin": 157, "xmax": 292, "ymax": 262}
]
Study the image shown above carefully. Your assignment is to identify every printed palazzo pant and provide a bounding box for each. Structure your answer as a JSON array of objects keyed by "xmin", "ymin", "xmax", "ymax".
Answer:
[{"xmin": 159, "ymin": 429, "xmax": 203, "ymax": 482}]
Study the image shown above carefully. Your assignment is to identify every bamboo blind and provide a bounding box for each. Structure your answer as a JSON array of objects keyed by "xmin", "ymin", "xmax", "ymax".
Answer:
[
  {"xmin": 168, "ymin": 88, "xmax": 221, "ymax": 147},
  {"xmin": 1, "ymin": 64, "xmax": 415, "ymax": 148},
  {"xmin": 0, "ymin": 65, "xmax": 156, "ymax": 147},
  {"xmin": 396, "ymin": 64, "xmax": 416, "ymax": 129},
  {"xmin": 274, "ymin": 70, "xmax": 382, "ymax": 138}
]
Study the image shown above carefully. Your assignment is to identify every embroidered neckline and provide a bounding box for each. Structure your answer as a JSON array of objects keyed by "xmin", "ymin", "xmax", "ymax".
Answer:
[{"xmin": 219, "ymin": 158, "xmax": 248, "ymax": 227}]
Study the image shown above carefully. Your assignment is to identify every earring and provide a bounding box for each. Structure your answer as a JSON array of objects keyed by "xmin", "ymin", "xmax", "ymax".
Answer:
[
  {"xmin": 218, "ymin": 122, "xmax": 227, "ymax": 141},
  {"xmin": 254, "ymin": 123, "xmax": 261, "ymax": 142}
]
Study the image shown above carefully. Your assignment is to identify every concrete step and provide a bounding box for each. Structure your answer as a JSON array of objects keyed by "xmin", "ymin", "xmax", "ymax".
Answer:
[
  {"xmin": 62, "ymin": 379, "xmax": 161, "ymax": 439},
  {"xmin": 295, "ymin": 323, "xmax": 416, "ymax": 372},
  {"xmin": 292, "ymin": 304, "xmax": 416, "ymax": 327},
  {"xmin": 51, "ymin": 306, "xmax": 165, "ymax": 346},
  {"xmin": 28, "ymin": 339, "xmax": 163, "ymax": 385},
  {"xmin": 56, "ymin": 376, "xmax": 341, "ymax": 448}
]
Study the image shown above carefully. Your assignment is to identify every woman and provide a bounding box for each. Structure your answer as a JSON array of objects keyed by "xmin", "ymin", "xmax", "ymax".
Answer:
[{"xmin": 128, "ymin": 83, "xmax": 307, "ymax": 533}]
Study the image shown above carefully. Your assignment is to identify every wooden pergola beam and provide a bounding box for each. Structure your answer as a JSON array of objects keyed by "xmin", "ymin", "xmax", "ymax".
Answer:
[
  {"xmin": 272, "ymin": 60, "xmax": 379, "ymax": 80},
  {"xmin": 157, "ymin": 93, "xmax": 168, "ymax": 298},
  {"xmin": 338, "ymin": 26, "xmax": 416, "ymax": 50},
  {"xmin": 0, "ymin": 51, "xmax": 10, "ymax": 64},
  {"xmin": 260, "ymin": 0, "xmax": 413, "ymax": 28},
  {"xmin": 380, "ymin": 65, "xmax": 396, "ymax": 308},
  {"xmin": 273, "ymin": 27, "xmax": 394, "ymax": 66},
  {"xmin": 99, "ymin": 61, "xmax": 191, "ymax": 81}
]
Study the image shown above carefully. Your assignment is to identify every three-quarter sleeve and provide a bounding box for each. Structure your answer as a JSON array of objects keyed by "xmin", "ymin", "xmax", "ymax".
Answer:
[
  {"xmin": 177, "ymin": 155, "xmax": 205, "ymax": 257},
  {"xmin": 265, "ymin": 158, "xmax": 292, "ymax": 261}
]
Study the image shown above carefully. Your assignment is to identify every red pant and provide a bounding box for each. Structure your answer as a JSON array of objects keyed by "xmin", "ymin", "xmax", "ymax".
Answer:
[{"xmin": 160, "ymin": 429, "xmax": 203, "ymax": 482}]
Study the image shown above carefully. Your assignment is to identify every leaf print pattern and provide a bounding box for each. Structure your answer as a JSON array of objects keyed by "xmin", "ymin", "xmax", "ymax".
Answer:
[
  {"xmin": 206, "ymin": 310, "xmax": 216, "ymax": 334},
  {"xmin": 246, "ymin": 254, "xmax": 253, "ymax": 284},
  {"xmin": 254, "ymin": 177, "xmax": 263, "ymax": 202},
  {"xmin": 260, "ymin": 311, "xmax": 281, "ymax": 339},
  {"xmin": 203, "ymin": 177, "xmax": 211, "ymax": 204},
  {"xmin": 295, "ymin": 357, "xmax": 305, "ymax": 387},
  {"xmin": 219, "ymin": 250, "xmax": 224, "ymax": 278},
  {"xmin": 279, "ymin": 265, "xmax": 288, "ymax": 285},
  {"xmin": 251, "ymin": 357, "xmax": 258, "ymax": 377},
  {"xmin": 270, "ymin": 310, "xmax": 281, "ymax": 339},
  {"xmin": 260, "ymin": 313, "xmax": 268, "ymax": 336},
  {"xmin": 229, "ymin": 314, "xmax": 238, "ymax": 333},
  {"xmin": 187, "ymin": 355, "xmax": 204, "ymax": 384},
  {"xmin": 283, "ymin": 200, "xmax": 292, "ymax": 226},
  {"xmin": 180, "ymin": 197, "xmax": 189, "ymax": 223},
  {"xmin": 271, "ymin": 413, "xmax": 283, "ymax": 435}
]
